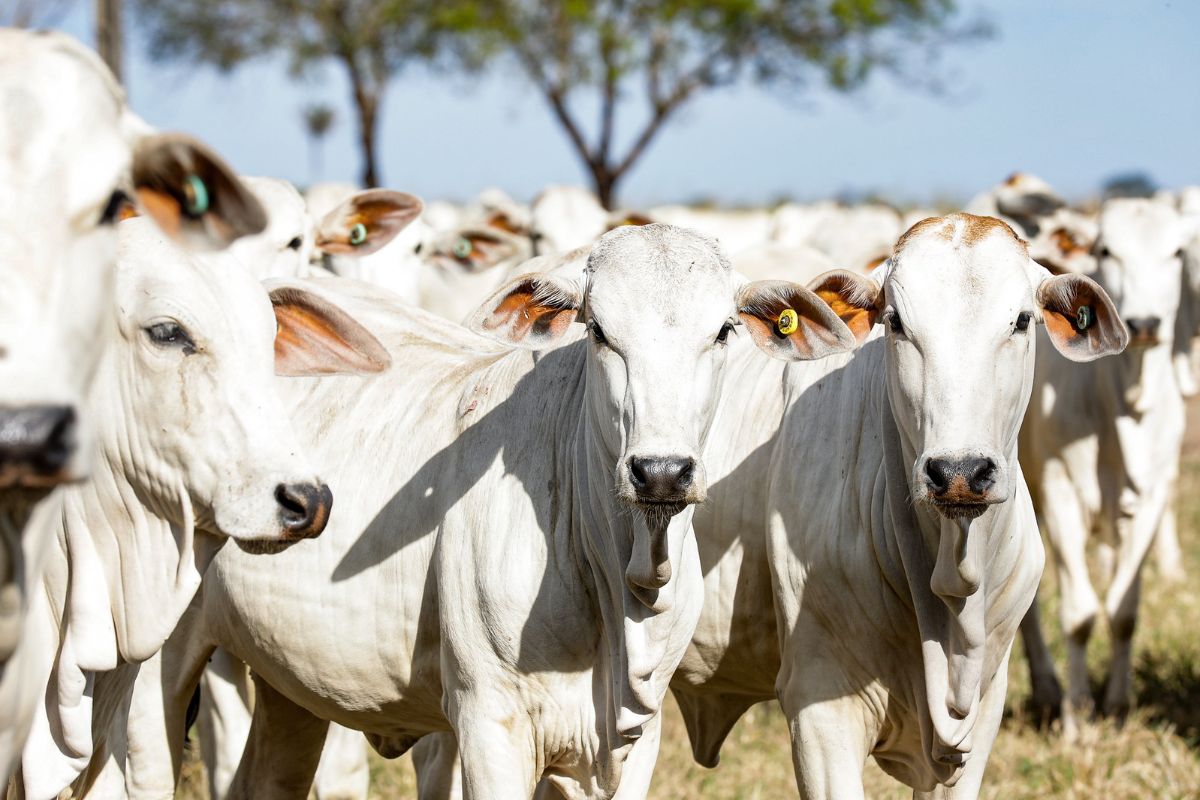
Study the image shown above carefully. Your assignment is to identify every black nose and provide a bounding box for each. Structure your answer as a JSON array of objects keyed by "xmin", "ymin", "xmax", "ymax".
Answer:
[
  {"xmin": 275, "ymin": 482, "xmax": 333, "ymax": 539},
  {"xmin": 925, "ymin": 457, "xmax": 996, "ymax": 496},
  {"xmin": 0, "ymin": 405, "xmax": 76, "ymax": 487},
  {"xmin": 629, "ymin": 456, "xmax": 695, "ymax": 502},
  {"xmin": 1124, "ymin": 317, "xmax": 1161, "ymax": 339}
]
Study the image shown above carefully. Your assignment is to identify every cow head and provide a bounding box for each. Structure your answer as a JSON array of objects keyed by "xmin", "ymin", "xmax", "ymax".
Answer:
[
  {"xmin": 875, "ymin": 214, "xmax": 1126, "ymax": 521},
  {"xmin": 107, "ymin": 218, "xmax": 388, "ymax": 544},
  {"xmin": 469, "ymin": 224, "xmax": 861, "ymax": 589},
  {"xmin": 1091, "ymin": 198, "xmax": 1188, "ymax": 349},
  {"xmin": 0, "ymin": 31, "xmax": 265, "ymax": 503}
]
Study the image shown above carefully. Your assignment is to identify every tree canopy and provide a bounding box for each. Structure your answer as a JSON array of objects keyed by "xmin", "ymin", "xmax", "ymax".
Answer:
[
  {"xmin": 437, "ymin": 0, "xmax": 986, "ymax": 207},
  {"xmin": 136, "ymin": 0, "xmax": 438, "ymax": 187}
]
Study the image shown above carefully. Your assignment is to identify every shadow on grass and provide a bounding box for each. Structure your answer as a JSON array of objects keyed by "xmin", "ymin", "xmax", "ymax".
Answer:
[{"xmin": 1135, "ymin": 650, "xmax": 1200, "ymax": 748}]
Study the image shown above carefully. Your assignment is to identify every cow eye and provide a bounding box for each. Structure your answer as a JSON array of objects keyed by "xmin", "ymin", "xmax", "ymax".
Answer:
[
  {"xmin": 286, "ymin": 236, "xmax": 303, "ymax": 251},
  {"xmin": 414, "ymin": 242, "xmax": 424, "ymax": 255},
  {"xmin": 588, "ymin": 321, "xmax": 608, "ymax": 347},
  {"xmin": 145, "ymin": 321, "xmax": 197, "ymax": 355},
  {"xmin": 886, "ymin": 309, "xmax": 904, "ymax": 335},
  {"xmin": 99, "ymin": 189, "xmax": 132, "ymax": 225},
  {"xmin": 1177, "ymin": 248, "xmax": 1187, "ymax": 261},
  {"xmin": 1014, "ymin": 311, "xmax": 1032, "ymax": 333},
  {"xmin": 716, "ymin": 321, "xmax": 736, "ymax": 344},
  {"xmin": 1098, "ymin": 245, "xmax": 1112, "ymax": 258}
]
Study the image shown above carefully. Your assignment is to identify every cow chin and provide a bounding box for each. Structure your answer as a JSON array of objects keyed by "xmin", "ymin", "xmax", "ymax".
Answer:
[{"xmin": 928, "ymin": 500, "xmax": 990, "ymax": 521}]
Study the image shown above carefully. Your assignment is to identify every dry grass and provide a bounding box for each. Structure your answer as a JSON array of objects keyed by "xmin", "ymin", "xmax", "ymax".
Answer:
[{"xmin": 180, "ymin": 402, "xmax": 1200, "ymax": 799}]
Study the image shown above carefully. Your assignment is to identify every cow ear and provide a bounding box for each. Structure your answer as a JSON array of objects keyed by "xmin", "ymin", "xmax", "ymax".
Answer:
[
  {"xmin": 806, "ymin": 269, "xmax": 883, "ymax": 345},
  {"xmin": 1036, "ymin": 271, "xmax": 1128, "ymax": 362},
  {"xmin": 269, "ymin": 286, "xmax": 392, "ymax": 376},
  {"xmin": 467, "ymin": 273, "xmax": 581, "ymax": 349},
  {"xmin": 315, "ymin": 190, "xmax": 423, "ymax": 256},
  {"xmin": 437, "ymin": 228, "xmax": 522, "ymax": 273},
  {"xmin": 737, "ymin": 279, "xmax": 858, "ymax": 361},
  {"xmin": 131, "ymin": 133, "xmax": 267, "ymax": 250}
]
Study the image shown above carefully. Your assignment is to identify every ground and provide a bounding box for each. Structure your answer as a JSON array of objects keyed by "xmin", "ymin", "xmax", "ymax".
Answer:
[{"xmin": 179, "ymin": 401, "xmax": 1200, "ymax": 799}]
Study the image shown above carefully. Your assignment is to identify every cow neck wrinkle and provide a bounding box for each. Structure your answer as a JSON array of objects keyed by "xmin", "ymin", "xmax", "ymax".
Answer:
[
  {"xmin": 571, "ymin": 395, "xmax": 693, "ymax": 745},
  {"xmin": 875, "ymin": 379, "xmax": 1017, "ymax": 779},
  {"xmin": 27, "ymin": 416, "xmax": 220, "ymax": 796}
]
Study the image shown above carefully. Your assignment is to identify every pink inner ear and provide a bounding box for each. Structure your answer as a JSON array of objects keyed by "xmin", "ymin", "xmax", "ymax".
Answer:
[
  {"xmin": 485, "ymin": 285, "xmax": 575, "ymax": 342},
  {"xmin": 272, "ymin": 290, "xmax": 391, "ymax": 377}
]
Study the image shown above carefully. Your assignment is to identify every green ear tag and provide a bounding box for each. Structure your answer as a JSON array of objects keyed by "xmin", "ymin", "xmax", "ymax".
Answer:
[
  {"xmin": 349, "ymin": 223, "xmax": 368, "ymax": 246},
  {"xmin": 453, "ymin": 237, "xmax": 473, "ymax": 259},
  {"xmin": 1075, "ymin": 305, "xmax": 1093, "ymax": 331},
  {"xmin": 777, "ymin": 308, "xmax": 799, "ymax": 336},
  {"xmin": 183, "ymin": 174, "xmax": 209, "ymax": 217}
]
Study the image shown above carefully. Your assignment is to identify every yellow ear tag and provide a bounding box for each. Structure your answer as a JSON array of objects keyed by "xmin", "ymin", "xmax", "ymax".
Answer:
[{"xmin": 777, "ymin": 308, "xmax": 799, "ymax": 336}]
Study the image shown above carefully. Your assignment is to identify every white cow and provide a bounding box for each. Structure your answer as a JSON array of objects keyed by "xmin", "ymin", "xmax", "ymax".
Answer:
[
  {"xmin": 965, "ymin": 172, "xmax": 1067, "ymax": 238},
  {"xmin": 0, "ymin": 29, "xmax": 265, "ymax": 782},
  {"xmin": 647, "ymin": 205, "xmax": 776, "ymax": 256},
  {"xmin": 772, "ymin": 201, "xmax": 903, "ymax": 271},
  {"xmin": 670, "ymin": 213, "xmax": 1126, "ymax": 797},
  {"xmin": 1019, "ymin": 198, "xmax": 1189, "ymax": 737},
  {"xmin": 128, "ymin": 224, "xmax": 865, "ymax": 800},
  {"xmin": 15, "ymin": 216, "xmax": 388, "ymax": 798}
]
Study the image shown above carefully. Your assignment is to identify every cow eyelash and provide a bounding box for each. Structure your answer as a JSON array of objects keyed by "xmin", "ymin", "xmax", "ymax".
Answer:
[
  {"xmin": 885, "ymin": 309, "xmax": 904, "ymax": 335},
  {"xmin": 716, "ymin": 321, "xmax": 736, "ymax": 344},
  {"xmin": 1014, "ymin": 311, "xmax": 1033, "ymax": 333},
  {"xmin": 145, "ymin": 321, "xmax": 198, "ymax": 355},
  {"xmin": 588, "ymin": 320, "xmax": 608, "ymax": 347},
  {"xmin": 99, "ymin": 189, "xmax": 132, "ymax": 225}
]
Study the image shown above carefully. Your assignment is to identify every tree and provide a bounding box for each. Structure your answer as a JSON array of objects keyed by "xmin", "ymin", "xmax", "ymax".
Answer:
[
  {"xmin": 95, "ymin": 0, "xmax": 123, "ymax": 83},
  {"xmin": 440, "ymin": 0, "xmax": 985, "ymax": 208},
  {"xmin": 1102, "ymin": 171, "xmax": 1157, "ymax": 201},
  {"xmin": 135, "ymin": 0, "xmax": 437, "ymax": 187},
  {"xmin": 302, "ymin": 103, "xmax": 336, "ymax": 181}
]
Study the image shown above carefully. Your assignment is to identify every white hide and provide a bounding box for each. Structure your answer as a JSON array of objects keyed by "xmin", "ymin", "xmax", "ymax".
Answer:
[
  {"xmin": 129, "ymin": 225, "xmax": 860, "ymax": 800},
  {"xmin": 1020, "ymin": 198, "xmax": 1188, "ymax": 737},
  {"xmin": 672, "ymin": 214, "xmax": 1125, "ymax": 798},
  {"xmin": 17, "ymin": 217, "xmax": 385, "ymax": 798}
]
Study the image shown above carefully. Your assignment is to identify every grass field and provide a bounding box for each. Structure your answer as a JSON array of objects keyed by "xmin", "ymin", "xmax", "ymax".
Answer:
[{"xmin": 181, "ymin": 402, "xmax": 1200, "ymax": 799}]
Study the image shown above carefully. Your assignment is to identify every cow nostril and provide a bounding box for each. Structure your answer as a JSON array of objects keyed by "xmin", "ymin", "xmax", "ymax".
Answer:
[
  {"xmin": 629, "ymin": 458, "xmax": 649, "ymax": 490},
  {"xmin": 0, "ymin": 404, "xmax": 77, "ymax": 481},
  {"xmin": 275, "ymin": 482, "xmax": 332, "ymax": 538},
  {"xmin": 925, "ymin": 458, "xmax": 951, "ymax": 493},
  {"xmin": 676, "ymin": 459, "xmax": 695, "ymax": 489},
  {"xmin": 966, "ymin": 457, "xmax": 997, "ymax": 493},
  {"xmin": 37, "ymin": 407, "xmax": 76, "ymax": 473}
]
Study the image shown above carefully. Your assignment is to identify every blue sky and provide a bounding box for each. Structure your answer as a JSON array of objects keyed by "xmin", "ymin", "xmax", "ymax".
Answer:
[{"xmin": 48, "ymin": 0, "xmax": 1200, "ymax": 207}]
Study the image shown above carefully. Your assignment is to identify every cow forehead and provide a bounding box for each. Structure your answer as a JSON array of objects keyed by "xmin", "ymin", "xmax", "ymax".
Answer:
[
  {"xmin": 118, "ymin": 219, "xmax": 275, "ymax": 345},
  {"xmin": 585, "ymin": 224, "xmax": 733, "ymax": 325},
  {"xmin": 0, "ymin": 32, "xmax": 130, "ymax": 227},
  {"xmin": 889, "ymin": 214, "xmax": 1033, "ymax": 315},
  {"xmin": 1100, "ymin": 199, "xmax": 1185, "ymax": 259}
]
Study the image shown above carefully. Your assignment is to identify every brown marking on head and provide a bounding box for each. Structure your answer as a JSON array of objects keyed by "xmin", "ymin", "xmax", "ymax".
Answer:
[
  {"xmin": 607, "ymin": 212, "xmax": 655, "ymax": 231},
  {"xmin": 1003, "ymin": 172, "xmax": 1026, "ymax": 187},
  {"xmin": 893, "ymin": 213, "xmax": 1026, "ymax": 257}
]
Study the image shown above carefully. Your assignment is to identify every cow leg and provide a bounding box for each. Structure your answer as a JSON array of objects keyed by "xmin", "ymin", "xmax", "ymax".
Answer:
[
  {"xmin": 228, "ymin": 676, "xmax": 328, "ymax": 800},
  {"xmin": 778, "ymin": 642, "xmax": 871, "ymax": 800},
  {"xmin": 412, "ymin": 732, "xmax": 463, "ymax": 800},
  {"xmin": 1152, "ymin": 487, "xmax": 1185, "ymax": 584},
  {"xmin": 314, "ymin": 724, "xmax": 370, "ymax": 800},
  {"xmin": 1018, "ymin": 593, "xmax": 1062, "ymax": 723},
  {"xmin": 610, "ymin": 711, "xmax": 663, "ymax": 800},
  {"xmin": 1102, "ymin": 482, "xmax": 1168, "ymax": 721},
  {"xmin": 198, "ymin": 647, "xmax": 255, "ymax": 800},
  {"xmin": 1038, "ymin": 473, "xmax": 1098, "ymax": 740},
  {"xmin": 450, "ymin": 698, "xmax": 537, "ymax": 800}
]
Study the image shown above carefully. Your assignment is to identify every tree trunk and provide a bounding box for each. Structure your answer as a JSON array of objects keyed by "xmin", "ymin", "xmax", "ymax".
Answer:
[
  {"xmin": 94, "ymin": 0, "xmax": 122, "ymax": 84},
  {"xmin": 592, "ymin": 164, "xmax": 617, "ymax": 211},
  {"xmin": 354, "ymin": 93, "xmax": 380, "ymax": 188}
]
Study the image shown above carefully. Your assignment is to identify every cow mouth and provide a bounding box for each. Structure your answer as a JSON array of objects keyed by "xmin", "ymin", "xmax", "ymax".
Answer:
[
  {"xmin": 931, "ymin": 500, "xmax": 989, "ymax": 520},
  {"xmin": 633, "ymin": 500, "xmax": 687, "ymax": 528}
]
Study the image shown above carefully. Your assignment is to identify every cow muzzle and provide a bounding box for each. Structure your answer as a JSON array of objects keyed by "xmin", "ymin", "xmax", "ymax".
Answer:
[
  {"xmin": 919, "ymin": 452, "xmax": 1007, "ymax": 520},
  {"xmin": 275, "ymin": 481, "xmax": 333, "ymax": 540},
  {"xmin": 1123, "ymin": 316, "xmax": 1161, "ymax": 347},
  {"xmin": 0, "ymin": 405, "xmax": 77, "ymax": 489},
  {"xmin": 625, "ymin": 454, "xmax": 704, "ymax": 511}
]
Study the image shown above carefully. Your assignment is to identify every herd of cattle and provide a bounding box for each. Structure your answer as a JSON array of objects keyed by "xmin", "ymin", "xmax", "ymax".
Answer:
[{"xmin": 2, "ymin": 27, "xmax": 1199, "ymax": 800}]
